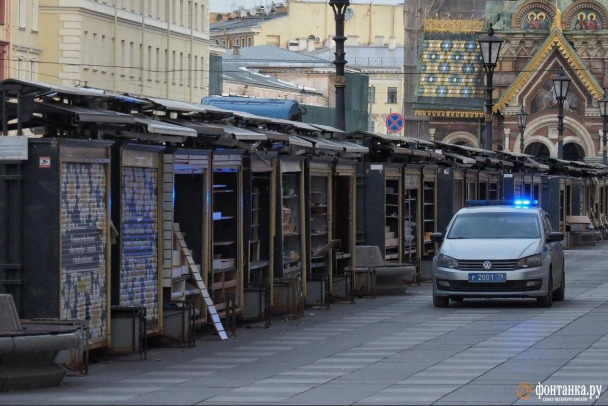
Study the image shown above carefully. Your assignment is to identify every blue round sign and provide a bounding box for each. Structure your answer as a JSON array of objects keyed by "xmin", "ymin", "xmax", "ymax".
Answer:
[{"xmin": 386, "ymin": 113, "xmax": 405, "ymax": 133}]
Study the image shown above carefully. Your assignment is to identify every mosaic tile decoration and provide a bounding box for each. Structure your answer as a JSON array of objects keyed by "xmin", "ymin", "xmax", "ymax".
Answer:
[
  {"xmin": 121, "ymin": 166, "xmax": 159, "ymax": 329},
  {"xmin": 419, "ymin": 33, "xmax": 484, "ymax": 100},
  {"xmin": 60, "ymin": 162, "xmax": 108, "ymax": 343}
]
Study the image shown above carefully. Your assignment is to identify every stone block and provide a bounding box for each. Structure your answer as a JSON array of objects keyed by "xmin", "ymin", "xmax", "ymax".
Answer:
[{"xmin": 0, "ymin": 294, "xmax": 21, "ymax": 331}]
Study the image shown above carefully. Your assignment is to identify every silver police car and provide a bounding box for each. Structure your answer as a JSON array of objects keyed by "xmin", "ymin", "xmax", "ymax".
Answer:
[{"xmin": 431, "ymin": 200, "xmax": 565, "ymax": 308}]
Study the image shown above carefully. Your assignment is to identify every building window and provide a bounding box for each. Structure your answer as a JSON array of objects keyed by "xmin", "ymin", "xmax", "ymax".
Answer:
[
  {"xmin": 369, "ymin": 86, "xmax": 376, "ymax": 104},
  {"xmin": 129, "ymin": 41, "xmax": 134, "ymax": 77},
  {"xmin": 92, "ymin": 33, "xmax": 98, "ymax": 70},
  {"xmin": 200, "ymin": 56, "xmax": 204, "ymax": 89},
  {"xmin": 369, "ymin": 119, "xmax": 375, "ymax": 133},
  {"xmin": 83, "ymin": 31, "xmax": 88, "ymax": 68},
  {"xmin": 18, "ymin": 0, "xmax": 25, "ymax": 28},
  {"xmin": 180, "ymin": 0, "xmax": 183, "ymax": 25},
  {"xmin": 121, "ymin": 40, "xmax": 126, "ymax": 76},
  {"xmin": 193, "ymin": 56, "xmax": 198, "ymax": 87},
  {"xmin": 147, "ymin": 46, "xmax": 152, "ymax": 80},
  {"xmin": 31, "ymin": 0, "xmax": 39, "ymax": 31},
  {"xmin": 194, "ymin": 2, "xmax": 198, "ymax": 30},
  {"xmin": 155, "ymin": 47, "xmax": 160, "ymax": 81},
  {"xmin": 179, "ymin": 52, "xmax": 183, "ymax": 85},
  {"xmin": 101, "ymin": 35, "xmax": 107, "ymax": 72},
  {"xmin": 172, "ymin": 50, "xmax": 176, "ymax": 84},
  {"xmin": 187, "ymin": 53, "xmax": 191, "ymax": 86},
  {"xmin": 387, "ymin": 87, "xmax": 398, "ymax": 104}
]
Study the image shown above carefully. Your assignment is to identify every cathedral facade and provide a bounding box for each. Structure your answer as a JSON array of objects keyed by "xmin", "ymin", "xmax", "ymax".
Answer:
[{"xmin": 413, "ymin": 0, "xmax": 608, "ymax": 161}]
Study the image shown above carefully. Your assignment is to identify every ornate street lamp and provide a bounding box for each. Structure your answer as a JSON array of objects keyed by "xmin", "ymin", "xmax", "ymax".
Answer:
[
  {"xmin": 599, "ymin": 90, "xmax": 608, "ymax": 165},
  {"xmin": 552, "ymin": 68, "xmax": 570, "ymax": 160},
  {"xmin": 478, "ymin": 24, "xmax": 503, "ymax": 151},
  {"xmin": 329, "ymin": 0, "xmax": 350, "ymax": 131},
  {"xmin": 517, "ymin": 106, "xmax": 528, "ymax": 154}
]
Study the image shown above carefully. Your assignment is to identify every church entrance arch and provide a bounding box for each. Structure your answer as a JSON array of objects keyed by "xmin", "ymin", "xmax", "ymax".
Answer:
[
  {"xmin": 442, "ymin": 131, "xmax": 480, "ymax": 148},
  {"xmin": 520, "ymin": 116, "xmax": 594, "ymax": 158},
  {"xmin": 524, "ymin": 142, "xmax": 551, "ymax": 158},
  {"xmin": 564, "ymin": 142, "xmax": 585, "ymax": 161}
]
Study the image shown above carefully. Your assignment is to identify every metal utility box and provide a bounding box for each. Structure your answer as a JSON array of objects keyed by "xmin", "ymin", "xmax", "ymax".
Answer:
[
  {"xmin": 23, "ymin": 138, "xmax": 113, "ymax": 349},
  {"xmin": 111, "ymin": 143, "xmax": 164, "ymax": 336},
  {"xmin": 110, "ymin": 307, "xmax": 146, "ymax": 355}
]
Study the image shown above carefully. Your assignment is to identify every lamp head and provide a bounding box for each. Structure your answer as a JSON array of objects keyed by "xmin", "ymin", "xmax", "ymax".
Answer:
[
  {"xmin": 517, "ymin": 106, "xmax": 528, "ymax": 129},
  {"xmin": 599, "ymin": 90, "xmax": 608, "ymax": 118},
  {"xmin": 478, "ymin": 23, "xmax": 503, "ymax": 66},
  {"xmin": 552, "ymin": 68, "xmax": 571, "ymax": 100}
]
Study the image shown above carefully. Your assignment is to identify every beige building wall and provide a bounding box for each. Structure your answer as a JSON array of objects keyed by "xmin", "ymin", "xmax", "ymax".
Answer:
[
  {"xmin": 213, "ymin": 2, "xmax": 403, "ymax": 51},
  {"xmin": 368, "ymin": 71, "xmax": 405, "ymax": 135},
  {"xmin": 35, "ymin": 0, "xmax": 211, "ymax": 102},
  {"xmin": 10, "ymin": 0, "xmax": 42, "ymax": 81}
]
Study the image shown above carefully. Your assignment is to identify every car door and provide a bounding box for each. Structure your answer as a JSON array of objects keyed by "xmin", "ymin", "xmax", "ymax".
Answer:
[{"xmin": 542, "ymin": 213, "xmax": 562, "ymax": 285}]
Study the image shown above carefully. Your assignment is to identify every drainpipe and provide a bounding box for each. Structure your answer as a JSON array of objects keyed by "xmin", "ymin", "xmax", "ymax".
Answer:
[{"xmin": 113, "ymin": 0, "xmax": 117, "ymax": 92}]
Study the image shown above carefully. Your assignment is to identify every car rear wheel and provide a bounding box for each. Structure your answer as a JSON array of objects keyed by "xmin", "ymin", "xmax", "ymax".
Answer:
[
  {"xmin": 537, "ymin": 275, "xmax": 553, "ymax": 308},
  {"xmin": 553, "ymin": 269, "xmax": 565, "ymax": 302},
  {"xmin": 433, "ymin": 295, "xmax": 449, "ymax": 308}
]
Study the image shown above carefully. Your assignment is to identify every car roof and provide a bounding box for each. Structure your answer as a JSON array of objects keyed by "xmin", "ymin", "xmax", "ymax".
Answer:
[{"xmin": 456, "ymin": 205, "xmax": 543, "ymax": 215}]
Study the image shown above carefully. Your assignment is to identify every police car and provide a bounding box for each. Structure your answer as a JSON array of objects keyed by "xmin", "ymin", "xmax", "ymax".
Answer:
[{"xmin": 431, "ymin": 199, "xmax": 565, "ymax": 308}]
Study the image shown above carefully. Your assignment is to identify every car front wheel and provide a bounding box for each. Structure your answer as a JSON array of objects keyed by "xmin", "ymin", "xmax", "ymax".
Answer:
[
  {"xmin": 553, "ymin": 269, "xmax": 565, "ymax": 302},
  {"xmin": 433, "ymin": 295, "xmax": 449, "ymax": 308},
  {"xmin": 538, "ymin": 275, "xmax": 553, "ymax": 308}
]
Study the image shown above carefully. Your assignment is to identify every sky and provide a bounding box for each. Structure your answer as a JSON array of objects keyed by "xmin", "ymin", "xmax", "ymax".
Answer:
[{"xmin": 210, "ymin": 0, "xmax": 404, "ymax": 12}]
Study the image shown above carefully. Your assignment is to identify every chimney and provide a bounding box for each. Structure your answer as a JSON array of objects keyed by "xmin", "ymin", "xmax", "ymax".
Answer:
[
  {"xmin": 374, "ymin": 35, "xmax": 384, "ymax": 47},
  {"xmin": 307, "ymin": 36, "xmax": 315, "ymax": 52},
  {"xmin": 233, "ymin": 45, "xmax": 241, "ymax": 56},
  {"xmin": 388, "ymin": 36, "xmax": 396, "ymax": 50},
  {"xmin": 346, "ymin": 35, "xmax": 359, "ymax": 46}
]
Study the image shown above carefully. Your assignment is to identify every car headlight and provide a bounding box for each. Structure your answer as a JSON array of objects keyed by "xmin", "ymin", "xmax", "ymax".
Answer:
[
  {"xmin": 437, "ymin": 254, "xmax": 458, "ymax": 269},
  {"xmin": 517, "ymin": 254, "xmax": 543, "ymax": 268}
]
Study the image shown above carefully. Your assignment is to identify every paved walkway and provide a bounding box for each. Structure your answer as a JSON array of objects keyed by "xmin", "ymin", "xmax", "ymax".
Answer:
[{"xmin": 3, "ymin": 244, "xmax": 608, "ymax": 405}]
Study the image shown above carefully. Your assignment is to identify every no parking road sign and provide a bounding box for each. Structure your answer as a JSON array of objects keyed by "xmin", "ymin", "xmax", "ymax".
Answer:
[{"xmin": 386, "ymin": 113, "xmax": 405, "ymax": 133}]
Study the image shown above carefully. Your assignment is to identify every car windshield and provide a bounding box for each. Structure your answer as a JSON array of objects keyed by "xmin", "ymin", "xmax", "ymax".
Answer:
[{"xmin": 447, "ymin": 212, "xmax": 541, "ymax": 239}]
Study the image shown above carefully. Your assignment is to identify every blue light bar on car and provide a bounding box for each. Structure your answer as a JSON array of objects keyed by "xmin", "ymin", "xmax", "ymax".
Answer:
[{"xmin": 465, "ymin": 199, "xmax": 539, "ymax": 208}]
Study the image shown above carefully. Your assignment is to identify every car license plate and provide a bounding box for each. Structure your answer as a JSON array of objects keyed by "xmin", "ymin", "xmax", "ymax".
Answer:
[{"xmin": 468, "ymin": 273, "xmax": 507, "ymax": 283}]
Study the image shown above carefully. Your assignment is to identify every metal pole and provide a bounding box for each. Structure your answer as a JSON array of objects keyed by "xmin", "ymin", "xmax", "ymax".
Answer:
[
  {"xmin": 603, "ymin": 116, "xmax": 607, "ymax": 165},
  {"xmin": 519, "ymin": 126, "xmax": 524, "ymax": 153},
  {"xmin": 331, "ymin": 1, "xmax": 349, "ymax": 131},
  {"xmin": 484, "ymin": 68, "xmax": 494, "ymax": 151},
  {"xmin": 557, "ymin": 97, "xmax": 564, "ymax": 159}
]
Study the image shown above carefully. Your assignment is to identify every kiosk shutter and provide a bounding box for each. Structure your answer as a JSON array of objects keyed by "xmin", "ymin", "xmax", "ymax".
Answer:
[
  {"xmin": 120, "ymin": 166, "xmax": 160, "ymax": 330},
  {"xmin": 60, "ymin": 162, "xmax": 109, "ymax": 345}
]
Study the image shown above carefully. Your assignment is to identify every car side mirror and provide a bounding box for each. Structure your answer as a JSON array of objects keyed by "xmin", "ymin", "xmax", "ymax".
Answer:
[
  {"xmin": 547, "ymin": 232, "xmax": 564, "ymax": 243},
  {"xmin": 430, "ymin": 232, "xmax": 444, "ymax": 243}
]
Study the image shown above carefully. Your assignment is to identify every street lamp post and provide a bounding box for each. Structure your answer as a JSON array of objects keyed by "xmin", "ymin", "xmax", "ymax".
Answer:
[
  {"xmin": 478, "ymin": 24, "xmax": 503, "ymax": 151},
  {"xmin": 552, "ymin": 68, "xmax": 570, "ymax": 160},
  {"xmin": 517, "ymin": 106, "xmax": 528, "ymax": 154},
  {"xmin": 329, "ymin": 0, "xmax": 350, "ymax": 131},
  {"xmin": 598, "ymin": 90, "xmax": 608, "ymax": 165}
]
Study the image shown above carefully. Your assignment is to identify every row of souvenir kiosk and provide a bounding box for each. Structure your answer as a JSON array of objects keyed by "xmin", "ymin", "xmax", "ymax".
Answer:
[{"xmin": 3, "ymin": 79, "xmax": 608, "ymax": 351}]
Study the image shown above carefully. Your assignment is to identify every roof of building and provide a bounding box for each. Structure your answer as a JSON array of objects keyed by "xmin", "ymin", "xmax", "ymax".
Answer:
[
  {"xmin": 223, "ymin": 45, "xmax": 331, "ymax": 65},
  {"xmin": 413, "ymin": 30, "xmax": 485, "ymax": 118},
  {"xmin": 210, "ymin": 13, "xmax": 288, "ymax": 31},
  {"xmin": 309, "ymin": 46, "xmax": 404, "ymax": 68}
]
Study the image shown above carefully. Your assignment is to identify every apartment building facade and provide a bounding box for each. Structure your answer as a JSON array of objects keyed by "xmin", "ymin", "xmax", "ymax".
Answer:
[{"xmin": 5, "ymin": 0, "xmax": 212, "ymax": 102}]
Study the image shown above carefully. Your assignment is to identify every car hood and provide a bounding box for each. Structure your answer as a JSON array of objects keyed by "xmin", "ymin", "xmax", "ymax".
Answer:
[{"xmin": 440, "ymin": 239, "xmax": 542, "ymax": 260}]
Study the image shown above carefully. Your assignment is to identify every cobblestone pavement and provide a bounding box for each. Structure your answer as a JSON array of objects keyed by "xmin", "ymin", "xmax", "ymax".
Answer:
[{"xmin": 3, "ymin": 244, "xmax": 608, "ymax": 405}]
